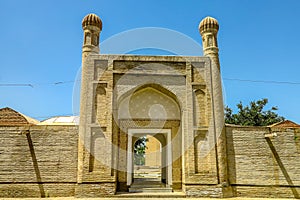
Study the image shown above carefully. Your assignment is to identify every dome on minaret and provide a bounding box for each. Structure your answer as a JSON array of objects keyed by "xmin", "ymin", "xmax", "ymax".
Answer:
[
  {"xmin": 199, "ymin": 16, "xmax": 219, "ymax": 33},
  {"xmin": 82, "ymin": 13, "xmax": 102, "ymax": 30}
]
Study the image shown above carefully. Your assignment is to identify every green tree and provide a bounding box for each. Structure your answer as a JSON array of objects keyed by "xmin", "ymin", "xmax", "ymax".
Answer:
[
  {"xmin": 134, "ymin": 137, "xmax": 148, "ymax": 165},
  {"xmin": 134, "ymin": 137, "xmax": 147, "ymax": 154},
  {"xmin": 225, "ymin": 98, "xmax": 284, "ymax": 126}
]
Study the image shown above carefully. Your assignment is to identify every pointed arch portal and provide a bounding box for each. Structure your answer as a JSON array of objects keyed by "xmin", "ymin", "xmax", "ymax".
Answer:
[
  {"xmin": 116, "ymin": 84, "xmax": 182, "ymax": 191},
  {"xmin": 118, "ymin": 85, "xmax": 181, "ymax": 121}
]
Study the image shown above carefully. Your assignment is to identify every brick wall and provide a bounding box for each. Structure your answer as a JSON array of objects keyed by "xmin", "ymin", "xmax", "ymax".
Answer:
[
  {"xmin": 1, "ymin": 123, "xmax": 299, "ymax": 198},
  {"xmin": 0, "ymin": 125, "xmax": 78, "ymax": 197},
  {"xmin": 226, "ymin": 126, "xmax": 300, "ymax": 198}
]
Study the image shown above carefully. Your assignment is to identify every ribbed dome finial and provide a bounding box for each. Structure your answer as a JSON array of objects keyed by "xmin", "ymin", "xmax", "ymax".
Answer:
[
  {"xmin": 199, "ymin": 16, "xmax": 219, "ymax": 34},
  {"xmin": 82, "ymin": 13, "xmax": 102, "ymax": 30}
]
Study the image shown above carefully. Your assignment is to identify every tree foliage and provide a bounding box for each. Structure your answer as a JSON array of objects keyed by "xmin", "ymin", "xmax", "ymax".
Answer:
[
  {"xmin": 225, "ymin": 98, "xmax": 284, "ymax": 126},
  {"xmin": 134, "ymin": 137, "xmax": 147, "ymax": 155},
  {"xmin": 134, "ymin": 137, "xmax": 148, "ymax": 165}
]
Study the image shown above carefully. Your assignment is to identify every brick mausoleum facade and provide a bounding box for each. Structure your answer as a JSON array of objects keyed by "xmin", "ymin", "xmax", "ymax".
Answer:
[{"xmin": 0, "ymin": 13, "xmax": 299, "ymax": 198}]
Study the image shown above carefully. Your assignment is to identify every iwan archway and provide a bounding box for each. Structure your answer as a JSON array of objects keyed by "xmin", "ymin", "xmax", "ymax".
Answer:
[{"xmin": 117, "ymin": 84, "xmax": 182, "ymax": 192}]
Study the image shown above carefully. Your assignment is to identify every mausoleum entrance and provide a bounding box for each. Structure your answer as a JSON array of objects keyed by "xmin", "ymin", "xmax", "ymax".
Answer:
[{"xmin": 116, "ymin": 84, "xmax": 182, "ymax": 192}]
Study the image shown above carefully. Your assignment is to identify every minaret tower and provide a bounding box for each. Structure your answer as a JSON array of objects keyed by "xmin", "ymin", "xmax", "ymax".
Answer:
[
  {"xmin": 199, "ymin": 17, "xmax": 220, "ymax": 67},
  {"xmin": 77, "ymin": 13, "xmax": 102, "ymax": 184},
  {"xmin": 82, "ymin": 13, "xmax": 102, "ymax": 58},
  {"xmin": 199, "ymin": 17, "xmax": 228, "ymax": 187}
]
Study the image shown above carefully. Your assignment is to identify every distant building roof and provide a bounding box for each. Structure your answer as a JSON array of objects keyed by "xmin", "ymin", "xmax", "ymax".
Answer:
[
  {"xmin": 0, "ymin": 107, "xmax": 39, "ymax": 126},
  {"xmin": 269, "ymin": 120, "xmax": 300, "ymax": 128},
  {"xmin": 38, "ymin": 116, "xmax": 79, "ymax": 125}
]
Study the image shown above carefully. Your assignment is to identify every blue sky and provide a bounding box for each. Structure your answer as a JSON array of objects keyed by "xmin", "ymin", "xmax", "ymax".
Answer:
[{"xmin": 0, "ymin": 0, "xmax": 300, "ymax": 123}]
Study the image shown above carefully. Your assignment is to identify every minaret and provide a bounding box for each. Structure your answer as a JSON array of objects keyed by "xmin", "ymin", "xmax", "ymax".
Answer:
[
  {"xmin": 199, "ymin": 17, "xmax": 220, "ymax": 67},
  {"xmin": 77, "ymin": 13, "xmax": 102, "ymax": 184},
  {"xmin": 82, "ymin": 13, "xmax": 102, "ymax": 58},
  {"xmin": 199, "ymin": 17, "xmax": 228, "ymax": 187}
]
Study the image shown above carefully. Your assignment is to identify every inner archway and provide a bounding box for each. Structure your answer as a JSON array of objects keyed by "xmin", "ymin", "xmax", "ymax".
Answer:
[
  {"xmin": 133, "ymin": 135, "xmax": 162, "ymax": 183},
  {"xmin": 144, "ymin": 135, "xmax": 162, "ymax": 178},
  {"xmin": 127, "ymin": 129, "xmax": 172, "ymax": 191}
]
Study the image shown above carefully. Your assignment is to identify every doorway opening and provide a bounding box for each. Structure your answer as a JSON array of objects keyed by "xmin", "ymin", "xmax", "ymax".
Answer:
[
  {"xmin": 127, "ymin": 129, "xmax": 172, "ymax": 192},
  {"xmin": 134, "ymin": 135, "xmax": 162, "ymax": 181}
]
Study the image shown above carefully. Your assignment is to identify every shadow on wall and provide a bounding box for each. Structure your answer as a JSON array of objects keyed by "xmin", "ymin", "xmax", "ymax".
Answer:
[
  {"xmin": 26, "ymin": 131, "xmax": 45, "ymax": 198},
  {"xmin": 265, "ymin": 137, "xmax": 300, "ymax": 199},
  {"xmin": 225, "ymin": 128, "xmax": 237, "ymax": 196},
  {"xmin": 226, "ymin": 127, "xmax": 300, "ymax": 199}
]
